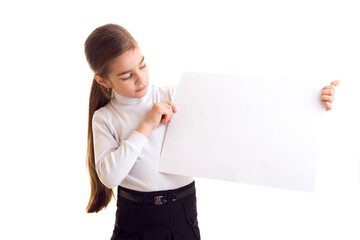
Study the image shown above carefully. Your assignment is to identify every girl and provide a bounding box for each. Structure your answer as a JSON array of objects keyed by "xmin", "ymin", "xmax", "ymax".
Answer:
[{"xmin": 84, "ymin": 23, "xmax": 338, "ymax": 240}]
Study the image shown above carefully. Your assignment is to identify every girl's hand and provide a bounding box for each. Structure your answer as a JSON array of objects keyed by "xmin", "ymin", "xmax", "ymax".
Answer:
[
  {"xmin": 136, "ymin": 101, "xmax": 177, "ymax": 138},
  {"xmin": 321, "ymin": 80, "xmax": 340, "ymax": 111}
]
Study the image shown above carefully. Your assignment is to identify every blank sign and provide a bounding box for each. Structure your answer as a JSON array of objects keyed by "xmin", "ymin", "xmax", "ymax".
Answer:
[{"xmin": 159, "ymin": 72, "xmax": 325, "ymax": 192}]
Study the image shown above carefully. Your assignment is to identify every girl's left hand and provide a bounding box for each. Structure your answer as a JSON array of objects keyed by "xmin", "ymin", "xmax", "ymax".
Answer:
[{"xmin": 321, "ymin": 80, "xmax": 340, "ymax": 111}]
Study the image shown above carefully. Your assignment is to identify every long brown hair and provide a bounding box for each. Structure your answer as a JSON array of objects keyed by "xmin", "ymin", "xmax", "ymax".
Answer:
[{"xmin": 84, "ymin": 24, "xmax": 138, "ymax": 213}]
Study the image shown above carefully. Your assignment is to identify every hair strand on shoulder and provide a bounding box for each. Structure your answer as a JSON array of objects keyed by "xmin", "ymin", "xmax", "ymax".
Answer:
[{"xmin": 84, "ymin": 24, "xmax": 138, "ymax": 213}]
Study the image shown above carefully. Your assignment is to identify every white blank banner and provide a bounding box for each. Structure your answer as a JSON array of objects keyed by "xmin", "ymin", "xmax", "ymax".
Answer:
[{"xmin": 159, "ymin": 72, "xmax": 325, "ymax": 192}]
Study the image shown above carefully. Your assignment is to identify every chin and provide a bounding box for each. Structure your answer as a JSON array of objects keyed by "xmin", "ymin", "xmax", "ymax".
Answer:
[{"xmin": 138, "ymin": 90, "xmax": 148, "ymax": 98}]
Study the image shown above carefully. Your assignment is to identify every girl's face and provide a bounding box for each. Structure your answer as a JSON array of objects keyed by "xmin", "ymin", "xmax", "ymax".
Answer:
[{"xmin": 97, "ymin": 47, "xmax": 149, "ymax": 98}]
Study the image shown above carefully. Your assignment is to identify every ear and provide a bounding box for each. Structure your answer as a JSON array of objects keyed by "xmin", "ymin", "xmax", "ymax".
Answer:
[{"xmin": 94, "ymin": 75, "xmax": 111, "ymax": 89}]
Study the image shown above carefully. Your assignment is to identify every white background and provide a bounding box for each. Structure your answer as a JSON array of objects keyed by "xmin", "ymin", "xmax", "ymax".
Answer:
[{"xmin": 0, "ymin": 0, "xmax": 359, "ymax": 239}]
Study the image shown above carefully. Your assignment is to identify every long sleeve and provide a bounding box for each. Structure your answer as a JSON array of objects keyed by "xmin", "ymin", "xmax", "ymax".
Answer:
[
  {"xmin": 92, "ymin": 111, "xmax": 148, "ymax": 189},
  {"xmin": 90, "ymin": 85, "xmax": 192, "ymax": 191}
]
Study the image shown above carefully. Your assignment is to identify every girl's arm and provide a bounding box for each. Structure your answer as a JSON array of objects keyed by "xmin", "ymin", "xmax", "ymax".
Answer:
[
  {"xmin": 92, "ymin": 112, "xmax": 149, "ymax": 189},
  {"xmin": 92, "ymin": 101, "xmax": 177, "ymax": 189},
  {"xmin": 321, "ymin": 80, "xmax": 340, "ymax": 111}
]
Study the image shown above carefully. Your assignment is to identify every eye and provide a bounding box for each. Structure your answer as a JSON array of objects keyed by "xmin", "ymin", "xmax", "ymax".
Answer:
[
  {"xmin": 140, "ymin": 63, "xmax": 147, "ymax": 70},
  {"xmin": 122, "ymin": 73, "xmax": 132, "ymax": 80}
]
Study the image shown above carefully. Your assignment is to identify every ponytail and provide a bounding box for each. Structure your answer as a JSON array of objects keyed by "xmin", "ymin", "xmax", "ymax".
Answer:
[
  {"xmin": 84, "ymin": 23, "xmax": 138, "ymax": 213},
  {"xmin": 86, "ymin": 79, "xmax": 113, "ymax": 213}
]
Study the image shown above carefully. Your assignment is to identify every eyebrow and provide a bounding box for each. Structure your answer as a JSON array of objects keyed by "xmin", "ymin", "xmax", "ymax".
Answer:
[{"xmin": 116, "ymin": 56, "xmax": 145, "ymax": 77}]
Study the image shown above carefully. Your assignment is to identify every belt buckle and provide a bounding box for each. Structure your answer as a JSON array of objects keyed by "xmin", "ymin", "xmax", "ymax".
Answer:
[{"xmin": 154, "ymin": 195, "xmax": 165, "ymax": 205}]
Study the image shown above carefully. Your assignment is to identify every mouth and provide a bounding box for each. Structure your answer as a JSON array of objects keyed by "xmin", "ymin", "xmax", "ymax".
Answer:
[{"xmin": 136, "ymin": 85, "xmax": 147, "ymax": 92}]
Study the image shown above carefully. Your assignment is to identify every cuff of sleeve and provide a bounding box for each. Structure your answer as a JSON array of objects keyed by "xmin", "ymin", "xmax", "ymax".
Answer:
[{"xmin": 125, "ymin": 130, "xmax": 149, "ymax": 153}]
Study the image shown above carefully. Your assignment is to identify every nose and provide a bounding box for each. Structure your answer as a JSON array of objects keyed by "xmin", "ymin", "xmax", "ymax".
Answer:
[{"xmin": 135, "ymin": 72, "xmax": 145, "ymax": 85}]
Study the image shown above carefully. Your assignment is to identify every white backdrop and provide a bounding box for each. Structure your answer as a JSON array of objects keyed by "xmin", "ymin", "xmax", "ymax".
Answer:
[{"xmin": 0, "ymin": 0, "xmax": 359, "ymax": 239}]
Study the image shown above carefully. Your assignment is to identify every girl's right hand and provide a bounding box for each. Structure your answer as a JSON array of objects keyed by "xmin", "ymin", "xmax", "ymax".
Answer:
[
  {"xmin": 136, "ymin": 101, "xmax": 177, "ymax": 138},
  {"xmin": 146, "ymin": 101, "xmax": 178, "ymax": 128}
]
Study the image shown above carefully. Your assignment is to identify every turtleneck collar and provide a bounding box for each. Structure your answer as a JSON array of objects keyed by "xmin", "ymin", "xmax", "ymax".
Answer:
[{"xmin": 112, "ymin": 85, "xmax": 153, "ymax": 106}]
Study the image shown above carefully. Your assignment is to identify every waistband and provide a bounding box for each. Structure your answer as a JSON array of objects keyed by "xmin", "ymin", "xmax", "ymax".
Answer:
[{"xmin": 117, "ymin": 181, "xmax": 196, "ymax": 206}]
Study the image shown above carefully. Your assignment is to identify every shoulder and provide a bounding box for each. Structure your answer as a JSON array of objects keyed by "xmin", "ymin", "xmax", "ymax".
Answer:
[
  {"xmin": 92, "ymin": 103, "xmax": 113, "ymax": 125},
  {"xmin": 153, "ymin": 84, "xmax": 178, "ymax": 102},
  {"xmin": 92, "ymin": 106, "xmax": 119, "ymax": 139}
]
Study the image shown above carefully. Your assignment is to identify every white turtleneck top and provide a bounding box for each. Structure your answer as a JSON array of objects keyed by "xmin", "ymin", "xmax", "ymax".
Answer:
[{"xmin": 92, "ymin": 84, "xmax": 193, "ymax": 191}]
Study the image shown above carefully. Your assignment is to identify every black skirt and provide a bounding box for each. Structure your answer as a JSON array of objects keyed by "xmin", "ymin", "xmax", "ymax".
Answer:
[{"xmin": 110, "ymin": 181, "xmax": 201, "ymax": 240}]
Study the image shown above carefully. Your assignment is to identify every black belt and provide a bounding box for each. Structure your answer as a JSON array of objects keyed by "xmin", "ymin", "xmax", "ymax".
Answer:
[{"xmin": 119, "ymin": 185, "xmax": 196, "ymax": 206}]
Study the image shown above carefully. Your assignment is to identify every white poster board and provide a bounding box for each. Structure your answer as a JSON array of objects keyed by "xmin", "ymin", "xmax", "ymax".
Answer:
[{"xmin": 159, "ymin": 72, "xmax": 325, "ymax": 192}]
